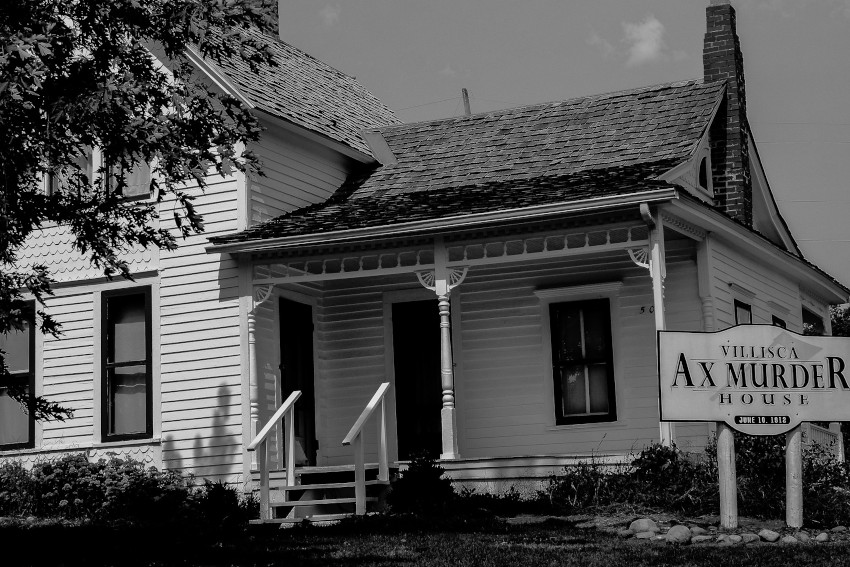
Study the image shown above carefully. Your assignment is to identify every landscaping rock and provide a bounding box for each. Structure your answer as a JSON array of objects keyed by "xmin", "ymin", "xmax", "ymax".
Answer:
[
  {"xmin": 782, "ymin": 535, "xmax": 798, "ymax": 544},
  {"xmin": 716, "ymin": 535, "xmax": 728, "ymax": 543},
  {"xmin": 816, "ymin": 532, "xmax": 830, "ymax": 542},
  {"xmin": 665, "ymin": 525, "xmax": 691, "ymax": 544},
  {"xmin": 691, "ymin": 535, "xmax": 713, "ymax": 544},
  {"xmin": 617, "ymin": 529, "xmax": 634, "ymax": 539},
  {"xmin": 832, "ymin": 525, "xmax": 847, "ymax": 533},
  {"xmin": 727, "ymin": 535, "xmax": 743, "ymax": 544},
  {"xmin": 629, "ymin": 518, "xmax": 659, "ymax": 534},
  {"xmin": 634, "ymin": 531, "xmax": 656, "ymax": 540},
  {"xmin": 690, "ymin": 526, "xmax": 708, "ymax": 536},
  {"xmin": 795, "ymin": 531, "xmax": 810, "ymax": 543},
  {"xmin": 759, "ymin": 529, "xmax": 781, "ymax": 543},
  {"xmin": 741, "ymin": 533, "xmax": 760, "ymax": 544}
]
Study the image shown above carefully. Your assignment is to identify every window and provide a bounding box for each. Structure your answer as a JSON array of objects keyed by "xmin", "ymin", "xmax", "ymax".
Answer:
[
  {"xmin": 734, "ymin": 300, "xmax": 752, "ymax": 324},
  {"xmin": 772, "ymin": 315, "xmax": 786, "ymax": 328},
  {"xmin": 0, "ymin": 304, "xmax": 35, "ymax": 449},
  {"xmin": 102, "ymin": 288, "xmax": 152, "ymax": 440},
  {"xmin": 698, "ymin": 156, "xmax": 709, "ymax": 191},
  {"xmin": 46, "ymin": 151, "xmax": 94, "ymax": 195},
  {"xmin": 549, "ymin": 299, "xmax": 616, "ymax": 425},
  {"xmin": 108, "ymin": 161, "xmax": 152, "ymax": 200},
  {"xmin": 802, "ymin": 308, "xmax": 825, "ymax": 336}
]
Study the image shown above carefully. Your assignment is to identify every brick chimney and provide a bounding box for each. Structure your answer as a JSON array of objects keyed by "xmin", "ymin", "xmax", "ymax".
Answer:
[{"xmin": 704, "ymin": 0, "xmax": 752, "ymax": 226}]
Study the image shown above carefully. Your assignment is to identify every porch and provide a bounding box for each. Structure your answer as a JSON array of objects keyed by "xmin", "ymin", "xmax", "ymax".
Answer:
[{"xmin": 238, "ymin": 210, "xmax": 711, "ymax": 521}]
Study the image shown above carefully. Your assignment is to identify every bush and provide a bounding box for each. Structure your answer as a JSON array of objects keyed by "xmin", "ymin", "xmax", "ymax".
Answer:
[
  {"xmin": 0, "ymin": 454, "xmax": 256, "ymax": 530},
  {"xmin": 387, "ymin": 453, "xmax": 455, "ymax": 515},
  {"xmin": 547, "ymin": 435, "xmax": 850, "ymax": 526}
]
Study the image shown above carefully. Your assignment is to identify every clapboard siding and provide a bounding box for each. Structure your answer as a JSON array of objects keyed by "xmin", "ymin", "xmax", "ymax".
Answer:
[
  {"xmin": 249, "ymin": 122, "xmax": 351, "ymax": 224},
  {"xmin": 711, "ymin": 238, "xmax": 803, "ymax": 331},
  {"xmin": 41, "ymin": 292, "xmax": 95, "ymax": 445},
  {"xmin": 158, "ymin": 177, "xmax": 243, "ymax": 481}
]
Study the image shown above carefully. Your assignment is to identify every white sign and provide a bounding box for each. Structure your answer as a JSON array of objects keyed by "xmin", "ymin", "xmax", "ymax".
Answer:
[{"xmin": 658, "ymin": 325, "xmax": 850, "ymax": 435}]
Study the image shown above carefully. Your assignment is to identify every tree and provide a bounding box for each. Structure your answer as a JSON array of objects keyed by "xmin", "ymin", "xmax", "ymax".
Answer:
[
  {"xmin": 0, "ymin": 0, "xmax": 277, "ymax": 420},
  {"xmin": 831, "ymin": 305, "xmax": 850, "ymax": 338}
]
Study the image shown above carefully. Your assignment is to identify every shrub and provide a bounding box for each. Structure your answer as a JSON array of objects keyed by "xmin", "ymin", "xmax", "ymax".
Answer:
[
  {"xmin": 0, "ymin": 454, "xmax": 256, "ymax": 530},
  {"xmin": 387, "ymin": 453, "xmax": 455, "ymax": 515}
]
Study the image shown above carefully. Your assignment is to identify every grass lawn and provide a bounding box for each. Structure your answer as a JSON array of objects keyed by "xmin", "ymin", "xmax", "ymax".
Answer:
[{"xmin": 5, "ymin": 516, "xmax": 850, "ymax": 566}]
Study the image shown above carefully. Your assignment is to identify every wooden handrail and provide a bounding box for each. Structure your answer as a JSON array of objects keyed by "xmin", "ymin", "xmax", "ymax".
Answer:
[
  {"xmin": 342, "ymin": 382, "xmax": 391, "ymax": 515},
  {"xmin": 248, "ymin": 390, "xmax": 301, "ymax": 451},
  {"xmin": 248, "ymin": 389, "xmax": 301, "ymax": 521},
  {"xmin": 342, "ymin": 382, "xmax": 390, "ymax": 446}
]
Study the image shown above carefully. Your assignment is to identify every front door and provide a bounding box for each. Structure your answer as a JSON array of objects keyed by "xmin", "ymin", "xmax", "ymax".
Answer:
[
  {"xmin": 391, "ymin": 300, "xmax": 442, "ymax": 460},
  {"xmin": 280, "ymin": 298, "xmax": 317, "ymax": 466}
]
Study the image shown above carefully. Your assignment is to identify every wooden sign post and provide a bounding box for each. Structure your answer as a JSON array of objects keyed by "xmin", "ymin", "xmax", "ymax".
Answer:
[{"xmin": 658, "ymin": 325, "xmax": 850, "ymax": 529}]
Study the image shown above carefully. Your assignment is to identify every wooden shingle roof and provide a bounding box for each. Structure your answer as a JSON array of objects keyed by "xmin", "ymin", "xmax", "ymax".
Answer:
[
  {"xmin": 212, "ymin": 27, "xmax": 400, "ymax": 156},
  {"xmin": 211, "ymin": 78, "xmax": 726, "ymax": 245}
]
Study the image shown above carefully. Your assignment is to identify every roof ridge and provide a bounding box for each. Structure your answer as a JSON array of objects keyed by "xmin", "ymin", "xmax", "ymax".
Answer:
[{"xmin": 371, "ymin": 78, "xmax": 723, "ymax": 133}]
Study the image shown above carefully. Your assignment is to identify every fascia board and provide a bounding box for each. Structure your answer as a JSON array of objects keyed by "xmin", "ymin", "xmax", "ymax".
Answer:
[
  {"xmin": 667, "ymin": 199, "xmax": 849, "ymax": 303},
  {"xmin": 184, "ymin": 47, "xmax": 255, "ymax": 110},
  {"xmin": 206, "ymin": 187, "xmax": 680, "ymax": 254}
]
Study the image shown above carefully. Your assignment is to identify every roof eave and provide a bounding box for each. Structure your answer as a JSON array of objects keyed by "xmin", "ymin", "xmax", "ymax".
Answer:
[
  {"xmin": 668, "ymin": 199, "xmax": 849, "ymax": 303},
  {"xmin": 206, "ymin": 187, "xmax": 680, "ymax": 255}
]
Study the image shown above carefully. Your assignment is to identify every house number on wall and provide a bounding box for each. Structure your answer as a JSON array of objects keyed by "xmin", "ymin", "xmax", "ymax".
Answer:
[{"xmin": 639, "ymin": 306, "xmax": 655, "ymax": 314}]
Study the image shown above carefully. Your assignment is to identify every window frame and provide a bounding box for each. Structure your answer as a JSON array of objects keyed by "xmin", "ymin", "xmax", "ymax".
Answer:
[
  {"xmin": 734, "ymin": 299, "xmax": 752, "ymax": 325},
  {"xmin": 536, "ymin": 282, "xmax": 622, "ymax": 429},
  {"xmin": 548, "ymin": 299, "xmax": 617, "ymax": 425},
  {"xmin": 0, "ymin": 303, "xmax": 36, "ymax": 450},
  {"xmin": 106, "ymin": 160, "xmax": 154, "ymax": 202},
  {"xmin": 772, "ymin": 315, "xmax": 786, "ymax": 328},
  {"xmin": 101, "ymin": 286, "xmax": 153, "ymax": 442}
]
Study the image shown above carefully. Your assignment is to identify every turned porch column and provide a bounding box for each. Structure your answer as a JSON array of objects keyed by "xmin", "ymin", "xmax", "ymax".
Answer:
[
  {"xmin": 248, "ymin": 285, "xmax": 274, "ymax": 470},
  {"xmin": 631, "ymin": 204, "xmax": 672, "ymax": 446},
  {"xmin": 417, "ymin": 237, "xmax": 468, "ymax": 460}
]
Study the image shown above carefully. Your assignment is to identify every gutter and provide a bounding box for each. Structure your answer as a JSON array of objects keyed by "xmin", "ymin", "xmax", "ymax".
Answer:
[{"xmin": 206, "ymin": 187, "xmax": 680, "ymax": 254}]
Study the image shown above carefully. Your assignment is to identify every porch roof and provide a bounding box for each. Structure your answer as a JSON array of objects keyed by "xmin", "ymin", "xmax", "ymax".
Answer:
[{"xmin": 210, "ymin": 162, "xmax": 680, "ymax": 246}]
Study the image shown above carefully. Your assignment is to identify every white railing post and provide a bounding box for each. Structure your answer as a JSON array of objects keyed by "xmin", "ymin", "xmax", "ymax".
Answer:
[
  {"xmin": 353, "ymin": 434, "xmax": 366, "ymax": 516},
  {"xmin": 378, "ymin": 396, "xmax": 388, "ymax": 482},
  {"xmin": 258, "ymin": 439, "xmax": 270, "ymax": 520},
  {"xmin": 285, "ymin": 404, "xmax": 296, "ymax": 491}
]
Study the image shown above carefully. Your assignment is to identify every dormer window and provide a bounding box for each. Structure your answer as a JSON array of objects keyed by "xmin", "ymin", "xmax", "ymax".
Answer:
[{"xmin": 698, "ymin": 156, "xmax": 709, "ymax": 191}]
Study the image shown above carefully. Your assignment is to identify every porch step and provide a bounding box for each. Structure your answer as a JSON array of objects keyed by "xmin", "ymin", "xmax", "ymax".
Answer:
[
  {"xmin": 250, "ymin": 513, "xmax": 353, "ymax": 526},
  {"xmin": 281, "ymin": 479, "xmax": 389, "ymax": 492},
  {"xmin": 270, "ymin": 495, "xmax": 378, "ymax": 506}
]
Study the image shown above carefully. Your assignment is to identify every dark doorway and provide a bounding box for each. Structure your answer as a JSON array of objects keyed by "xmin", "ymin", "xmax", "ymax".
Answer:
[
  {"xmin": 280, "ymin": 298, "xmax": 317, "ymax": 466},
  {"xmin": 392, "ymin": 300, "xmax": 442, "ymax": 460}
]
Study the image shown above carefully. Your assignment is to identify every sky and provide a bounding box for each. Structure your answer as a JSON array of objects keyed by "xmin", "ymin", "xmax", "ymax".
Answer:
[{"xmin": 279, "ymin": 0, "xmax": 850, "ymax": 293}]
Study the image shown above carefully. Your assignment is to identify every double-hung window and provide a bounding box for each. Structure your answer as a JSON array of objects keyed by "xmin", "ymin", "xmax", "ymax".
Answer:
[
  {"xmin": 102, "ymin": 288, "xmax": 152, "ymax": 440},
  {"xmin": 549, "ymin": 299, "xmax": 617, "ymax": 425},
  {"xmin": 108, "ymin": 161, "xmax": 152, "ymax": 200},
  {"xmin": 0, "ymin": 304, "xmax": 35, "ymax": 449},
  {"xmin": 734, "ymin": 300, "xmax": 752, "ymax": 325}
]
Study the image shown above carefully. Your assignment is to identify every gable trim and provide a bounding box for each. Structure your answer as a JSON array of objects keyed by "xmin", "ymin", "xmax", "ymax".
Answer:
[{"xmin": 747, "ymin": 132, "xmax": 799, "ymax": 254}]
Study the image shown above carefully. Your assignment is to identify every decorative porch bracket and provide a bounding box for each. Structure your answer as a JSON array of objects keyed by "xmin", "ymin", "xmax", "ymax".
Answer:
[
  {"xmin": 248, "ymin": 284, "xmax": 275, "ymax": 469},
  {"xmin": 416, "ymin": 237, "xmax": 468, "ymax": 460}
]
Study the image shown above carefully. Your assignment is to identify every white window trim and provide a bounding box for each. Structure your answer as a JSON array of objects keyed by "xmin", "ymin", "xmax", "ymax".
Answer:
[
  {"xmin": 727, "ymin": 281, "xmax": 756, "ymax": 325},
  {"xmin": 535, "ymin": 282, "xmax": 624, "ymax": 430},
  {"xmin": 93, "ymin": 279, "xmax": 161, "ymax": 444}
]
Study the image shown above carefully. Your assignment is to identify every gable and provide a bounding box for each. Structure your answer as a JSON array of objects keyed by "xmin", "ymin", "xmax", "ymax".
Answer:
[{"xmin": 748, "ymin": 133, "xmax": 799, "ymax": 254}]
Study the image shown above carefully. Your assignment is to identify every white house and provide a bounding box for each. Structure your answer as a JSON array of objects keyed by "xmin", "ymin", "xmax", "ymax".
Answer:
[{"xmin": 2, "ymin": 0, "xmax": 847, "ymax": 522}]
